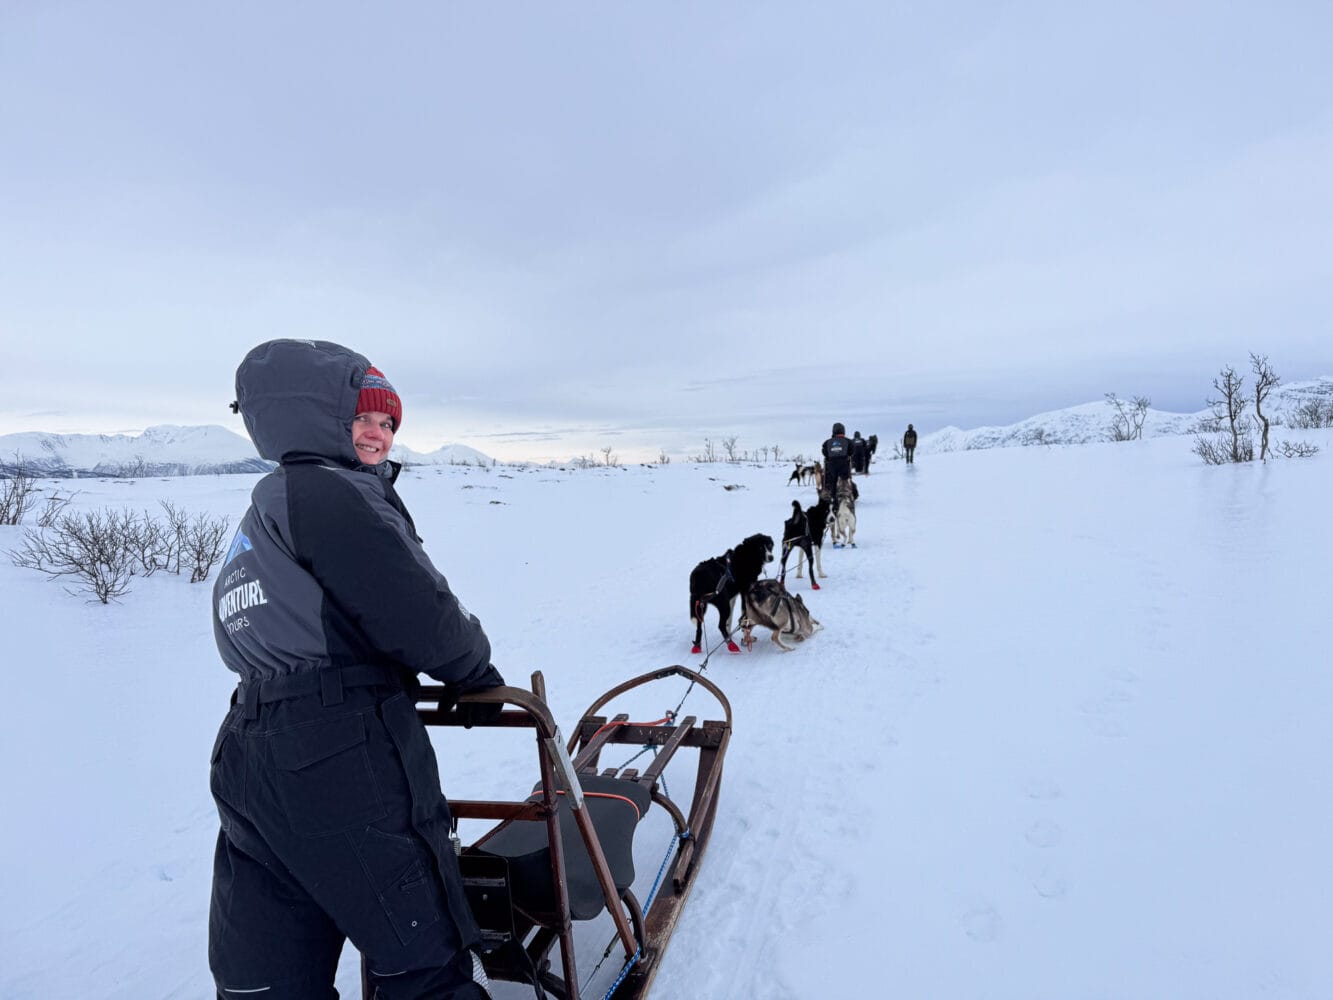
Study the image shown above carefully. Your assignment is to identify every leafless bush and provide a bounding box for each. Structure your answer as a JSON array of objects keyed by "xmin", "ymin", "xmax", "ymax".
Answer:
[
  {"xmin": 183, "ymin": 512, "xmax": 230, "ymax": 583},
  {"xmin": 1276, "ymin": 440, "xmax": 1320, "ymax": 459},
  {"xmin": 124, "ymin": 509, "xmax": 171, "ymax": 576},
  {"xmin": 1287, "ymin": 399, "xmax": 1333, "ymax": 429},
  {"xmin": 9, "ymin": 502, "xmax": 232, "ymax": 600},
  {"xmin": 1, "ymin": 459, "xmax": 39, "ymax": 525},
  {"xmin": 1192, "ymin": 431, "xmax": 1253, "ymax": 465},
  {"xmin": 657, "ymin": 449, "xmax": 671, "ymax": 465},
  {"xmin": 600, "ymin": 445, "xmax": 619, "ymax": 468},
  {"xmin": 36, "ymin": 490, "xmax": 79, "ymax": 528},
  {"xmin": 772, "ymin": 445, "xmax": 783, "ymax": 464},
  {"xmin": 721, "ymin": 436, "xmax": 739, "ymax": 462},
  {"xmin": 159, "ymin": 500, "xmax": 189, "ymax": 574},
  {"xmin": 1105, "ymin": 393, "xmax": 1150, "ymax": 441},
  {"xmin": 10, "ymin": 509, "xmax": 137, "ymax": 603}
]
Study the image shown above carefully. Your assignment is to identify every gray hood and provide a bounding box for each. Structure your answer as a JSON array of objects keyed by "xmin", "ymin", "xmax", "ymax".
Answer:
[{"xmin": 235, "ymin": 339, "xmax": 370, "ymax": 467}]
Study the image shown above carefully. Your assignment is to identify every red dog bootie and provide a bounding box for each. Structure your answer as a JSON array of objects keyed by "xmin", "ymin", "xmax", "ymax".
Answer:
[{"xmin": 726, "ymin": 640, "xmax": 742, "ymax": 653}]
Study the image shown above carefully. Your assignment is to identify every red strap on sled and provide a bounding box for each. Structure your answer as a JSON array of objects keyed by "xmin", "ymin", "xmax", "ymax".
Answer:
[{"xmin": 551, "ymin": 789, "xmax": 644, "ymax": 820}]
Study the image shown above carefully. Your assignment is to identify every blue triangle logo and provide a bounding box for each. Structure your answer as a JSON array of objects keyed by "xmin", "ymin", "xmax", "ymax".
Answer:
[{"xmin": 224, "ymin": 529, "xmax": 253, "ymax": 566}]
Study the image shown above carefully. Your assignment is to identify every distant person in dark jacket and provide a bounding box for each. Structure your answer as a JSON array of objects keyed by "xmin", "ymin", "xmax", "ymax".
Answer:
[
  {"xmin": 851, "ymin": 431, "xmax": 868, "ymax": 475},
  {"xmin": 866, "ymin": 434, "xmax": 878, "ymax": 473},
  {"xmin": 903, "ymin": 423, "xmax": 918, "ymax": 464},
  {"xmin": 209, "ymin": 340, "xmax": 500, "ymax": 999},
  {"xmin": 821, "ymin": 422, "xmax": 851, "ymax": 494}
]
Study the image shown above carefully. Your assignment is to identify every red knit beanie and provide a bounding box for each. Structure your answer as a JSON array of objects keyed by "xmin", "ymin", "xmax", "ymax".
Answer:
[{"xmin": 357, "ymin": 366, "xmax": 402, "ymax": 430}]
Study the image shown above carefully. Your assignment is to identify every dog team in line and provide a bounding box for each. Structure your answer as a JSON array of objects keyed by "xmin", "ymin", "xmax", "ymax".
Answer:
[{"xmin": 690, "ymin": 420, "xmax": 919, "ymax": 654}]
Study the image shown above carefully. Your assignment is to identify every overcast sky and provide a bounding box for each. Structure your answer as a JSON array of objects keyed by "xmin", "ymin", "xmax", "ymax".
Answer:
[{"xmin": 3, "ymin": 1, "xmax": 1331, "ymax": 462}]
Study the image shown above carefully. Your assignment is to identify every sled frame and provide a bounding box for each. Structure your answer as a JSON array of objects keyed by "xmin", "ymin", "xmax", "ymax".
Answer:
[{"xmin": 362, "ymin": 665, "xmax": 731, "ymax": 1000}]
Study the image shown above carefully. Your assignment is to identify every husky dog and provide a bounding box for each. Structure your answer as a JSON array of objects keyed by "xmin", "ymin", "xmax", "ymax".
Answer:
[
  {"xmin": 794, "ymin": 492, "xmax": 831, "ymax": 581},
  {"xmin": 779, "ymin": 500, "xmax": 820, "ymax": 591},
  {"xmin": 742, "ymin": 579, "xmax": 821, "ymax": 652},
  {"xmin": 788, "ymin": 461, "xmax": 821, "ymax": 486},
  {"xmin": 830, "ymin": 477, "xmax": 857, "ymax": 548},
  {"xmin": 689, "ymin": 533, "xmax": 775, "ymax": 654}
]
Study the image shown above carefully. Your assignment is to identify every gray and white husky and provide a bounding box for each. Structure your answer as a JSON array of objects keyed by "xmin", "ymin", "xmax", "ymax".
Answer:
[
  {"xmin": 830, "ymin": 477, "xmax": 857, "ymax": 548},
  {"xmin": 742, "ymin": 579, "xmax": 821, "ymax": 652}
]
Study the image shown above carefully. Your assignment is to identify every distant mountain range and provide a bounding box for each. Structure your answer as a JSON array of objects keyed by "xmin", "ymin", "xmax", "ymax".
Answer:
[
  {"xmin": 3, "ymin": 377, "xmax": 1329, "ymax": 477},
  {"xmin": 0, "ymin": 425, "xmax": 495, "ymax": 479}
]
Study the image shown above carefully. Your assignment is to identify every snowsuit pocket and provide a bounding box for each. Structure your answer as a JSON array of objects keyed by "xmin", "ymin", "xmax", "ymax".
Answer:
[
  {"xmin": 270, "ymin": 713, "xmax": 386, "ymax": 836},
  {"xmin": 353, "ymin": 827, "xmax": 444, "ymax": 947}
]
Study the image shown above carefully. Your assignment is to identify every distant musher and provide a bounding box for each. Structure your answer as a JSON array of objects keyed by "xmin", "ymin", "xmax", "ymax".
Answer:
[
  {"xmin": 902, "ymin": 423, "xmax": 918, "ymax": 464},
  {"xmin": 821, "ymin": 422, "xmax": 851, "ymax": 494}
]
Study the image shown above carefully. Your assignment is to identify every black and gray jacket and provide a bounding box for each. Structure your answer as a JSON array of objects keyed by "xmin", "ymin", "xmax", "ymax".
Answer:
[{"xmin": 213, "ymin": 340, "xmax": 493, "ymax": 691}]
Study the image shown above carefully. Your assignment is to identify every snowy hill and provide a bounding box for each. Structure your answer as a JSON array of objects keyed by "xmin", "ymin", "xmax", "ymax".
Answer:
[
  {"xmin": 919, "ymin": 377, "xmax": 1333, "ymax": 453},
  {"xmin": 391, "ymin": 441, "xmax": 495, "ymax": 467},
  {"xmin": 0, "ymin": 425, "xmax": 274, "ymax": 478},
  {"xmin": 0, "ymin": 426, "xmax": 497, "ymax": 478}
]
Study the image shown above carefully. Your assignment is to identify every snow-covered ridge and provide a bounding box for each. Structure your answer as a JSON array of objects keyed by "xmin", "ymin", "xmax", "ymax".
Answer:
[
  {"xmin": 920, "ymin": 377, "xmax": 1333, "ymax": 453},
  {"xmin": 0, "ymin": 425, "xmax": 498, "ymax": 478}
]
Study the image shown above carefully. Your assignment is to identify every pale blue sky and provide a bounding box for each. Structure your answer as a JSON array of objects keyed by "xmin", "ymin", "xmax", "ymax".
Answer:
[{"xmin": 3, "ymin": 1, "xmax": 1331, "ymax": 461}]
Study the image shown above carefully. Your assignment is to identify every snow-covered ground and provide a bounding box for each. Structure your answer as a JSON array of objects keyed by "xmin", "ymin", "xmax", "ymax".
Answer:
[{"xmin": 2, "ymin": 430, "xmax": 1331, "ymax": 999}]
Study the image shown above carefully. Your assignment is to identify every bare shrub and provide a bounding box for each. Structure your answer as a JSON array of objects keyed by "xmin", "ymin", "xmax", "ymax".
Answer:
[
  {"xmin": 600, "ymin": 445, "xmax": 619, "ymax": 468},
  {"xmin": 1287, "ymin": 399, "xmax": 1333, "ymax": 429},
  {"xmin": 10, "ymin": 509, "xmax": 137, "ymax": 603},
  {"xmin": 1276, "ymin": 440, "xmax": 1320, "ymax": 459},
  {"xmin": 772, "ymin": 444, "xmax": 783, "ymax": 464},
  {"xmin": 36, "ymin": 490, "xmax": 79, "ymax": 528},
  {"xmin": 657, "ymin": 449, "xmax": 671, "ymax": 465},
  {"xmin": 1205, "ymin": 365, "xmax": 1252, "ymax": 463},
  {"xmin": 159, "ymin": 500, "xmax": 190, "ymax": 574},
  {"xmin": 1, "ymin": 459, "xmax": 39, "ymax": 525},
  {"xmin": 721, "ymin": 435, "xmax": 739, "ymax": 462},
  {"xmin": 1106, "ymin": 393, "xmax": 1151, "ymax": 442},
  {"xmin": 183, "ymin": 512, "xmax": 230, "ymax": 583},
  {"xmin": 124, "ymin": 510, "xmax": 171, "ymax": 576}
]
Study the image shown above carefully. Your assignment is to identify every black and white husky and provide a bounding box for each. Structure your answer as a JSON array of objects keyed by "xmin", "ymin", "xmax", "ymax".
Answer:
[
  {"xmin": 794, "ymin": 492, "xmax": 831, "ymax": 581},
  {"xmin": 689, "ymin": 533, "xmax": 775, "ymax": 654}
]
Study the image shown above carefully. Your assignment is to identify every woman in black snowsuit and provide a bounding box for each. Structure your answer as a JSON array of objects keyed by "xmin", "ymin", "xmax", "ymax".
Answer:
[{"xmin": 209, "ymin": 340, "xmax": 500, "ymax": 999}]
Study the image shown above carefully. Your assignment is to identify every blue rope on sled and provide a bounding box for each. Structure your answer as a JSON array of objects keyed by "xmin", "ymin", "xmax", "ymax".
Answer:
[{"xmin": 596, "ymin": 826, "xmax": 692, "ymax": 1000}]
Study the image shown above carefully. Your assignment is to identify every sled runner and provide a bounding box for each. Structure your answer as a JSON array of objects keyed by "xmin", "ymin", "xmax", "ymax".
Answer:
[{"xmin": 364, "ymin": 666, "xmax": 731, "ymax": 999}]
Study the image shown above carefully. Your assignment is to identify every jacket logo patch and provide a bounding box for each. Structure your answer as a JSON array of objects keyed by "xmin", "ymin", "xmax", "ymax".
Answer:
[{"xmin": 224, "ymin": 529, "xmax": 253, "ymax": 565}]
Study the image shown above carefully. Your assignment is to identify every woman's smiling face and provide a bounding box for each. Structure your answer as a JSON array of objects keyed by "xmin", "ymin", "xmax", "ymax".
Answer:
[{"xmin": 351, "ymin": 411, "xmax": 395, "ymax": 465}]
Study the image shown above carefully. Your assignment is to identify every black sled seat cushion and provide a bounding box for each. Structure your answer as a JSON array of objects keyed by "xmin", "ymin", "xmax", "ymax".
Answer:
[{"xmin": 478, "ymin": 773, "xmax": 653, "ymax": 922}]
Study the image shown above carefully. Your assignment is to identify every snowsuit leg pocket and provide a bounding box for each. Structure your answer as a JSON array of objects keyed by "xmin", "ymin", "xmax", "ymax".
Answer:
[
  {"xmin": 270, "ymin": 713, "xmax": 387, "ymax": 836},
  {"xmin": 351, "ymin": 826, "xmax": 447, "ymax": 948}
]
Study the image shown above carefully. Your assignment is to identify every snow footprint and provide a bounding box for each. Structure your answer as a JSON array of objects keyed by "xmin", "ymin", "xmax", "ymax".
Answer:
[
  {"xmin": 1024, "ymin": 819, "xmax": 1062, "ymax": 848},
  {"xmin": 960, "ymin": 904, "xmax": 1000, "ymax": 943}
]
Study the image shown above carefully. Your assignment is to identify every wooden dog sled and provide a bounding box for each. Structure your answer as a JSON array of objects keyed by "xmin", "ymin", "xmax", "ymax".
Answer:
[{"xmin": 364, "ymin": 665, "xmax": 731, "ymax": 999}]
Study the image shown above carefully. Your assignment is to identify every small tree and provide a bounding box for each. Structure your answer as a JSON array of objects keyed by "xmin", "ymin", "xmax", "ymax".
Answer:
[
  {"xmin": 1209, "ymin": 365, "xmax": 1249, "ymax": 463},
  {"xmin": 772, "ymin": 444, "xmax": 783, "ymax": 464},
  {"xmin": 600, "ymin": 445, "xmax": 619, "ymax": 468},
  {"xmin": 1250, "ymin": 353, "xmax": 1279, "ymax": 461},
  {"xmin": 721, "ymin": 435, "xmax": 739, "ymax": 462},
  {"xmin": 657, "ymin": 449, "xmax": 671, "ymax": 465},
  {"xmin": 1105, "ymin": 393, "xmax": 1151, "ymax": 441}
]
